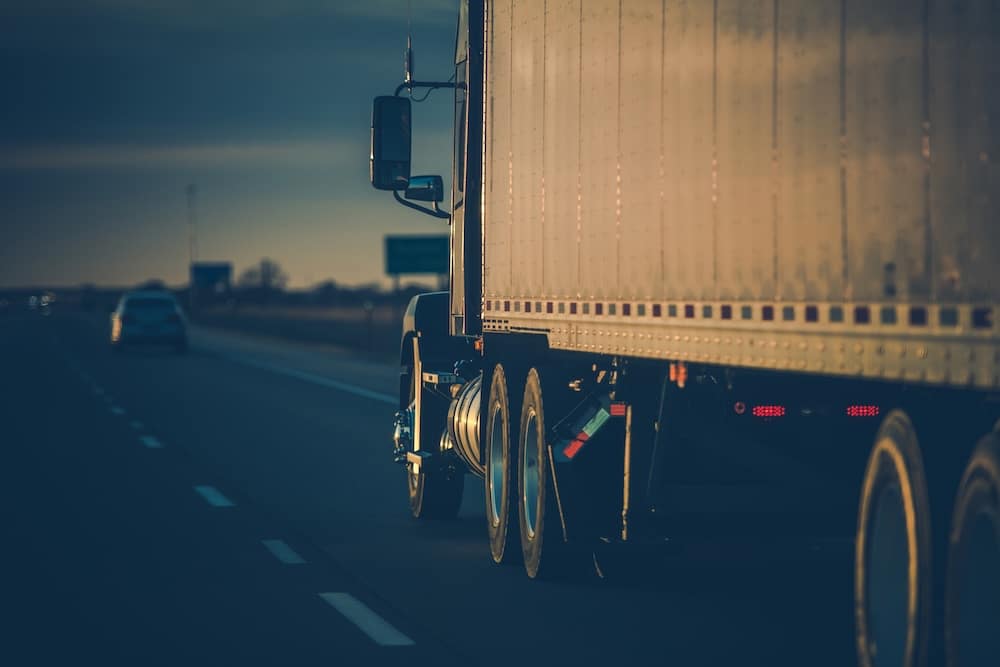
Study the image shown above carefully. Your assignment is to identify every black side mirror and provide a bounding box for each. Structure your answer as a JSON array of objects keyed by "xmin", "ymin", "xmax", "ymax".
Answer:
[
  {"xmin": 404, "ymin": 175, "xmax": 444, "ymax": 203},
  {"xmin": 370, "ymin": 96, "xmax": 412, "ymax": 191}
]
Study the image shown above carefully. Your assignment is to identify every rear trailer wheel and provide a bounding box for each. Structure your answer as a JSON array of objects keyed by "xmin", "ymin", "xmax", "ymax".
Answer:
[
  {"xmin": 484, "ymin": 363, "xmax": 519, "ymax": 564},
  {"xmin": 855, "ymin": 411, "xmax": 932, "ymax": 667},
  {"xmin": 517, "ymin": 368, "xmax": 583, "ymax": 579},
  {"xmin": 945, "ymin": 432, "xmax": 1000, "ymax": 667},
  {"xmin": 405, "ymin": 345, "xmax": 463, "ymax": 520}
]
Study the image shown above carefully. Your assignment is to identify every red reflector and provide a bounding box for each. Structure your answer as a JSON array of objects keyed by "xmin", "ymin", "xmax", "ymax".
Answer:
[
  {"xmin": 563, "ymin": 439, "xmax": 585, "ymax": 459},
  {"xmin": 609, "ymin": 402, "xmax": 627, "ymax": 417},
  {"xmin": 846, "ymin": 405, "xmax": 880, "ymax": 417},
  {"xmin": 752, "ymin": 405, "xmax": 786, "ymax": 418}
]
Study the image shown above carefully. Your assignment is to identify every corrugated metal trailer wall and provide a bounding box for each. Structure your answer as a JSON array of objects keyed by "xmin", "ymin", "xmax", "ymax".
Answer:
[{"xmin": 482, "ymin": 0, "xmax": 999, "ymax": 389}]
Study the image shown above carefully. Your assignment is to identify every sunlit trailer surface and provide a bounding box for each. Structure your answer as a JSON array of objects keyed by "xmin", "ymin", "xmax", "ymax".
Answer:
[{"xmin": 371, "ymin": 2, "xmax": 999, "ymax": 666}]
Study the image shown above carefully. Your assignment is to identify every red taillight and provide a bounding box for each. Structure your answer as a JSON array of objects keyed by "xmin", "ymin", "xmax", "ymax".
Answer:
[
  {"xmin": 847, "ymin": 405, "xmax": 880, "ymax": 417},
  {"xmin": 752, "ymin": 405, "xmax": 786, "ymax": 418}
]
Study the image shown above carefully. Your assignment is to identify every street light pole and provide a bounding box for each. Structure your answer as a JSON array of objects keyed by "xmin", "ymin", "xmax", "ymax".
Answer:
[{"xmin": 186, "ymin": 183, "xmax": 198, "ymax": 312}]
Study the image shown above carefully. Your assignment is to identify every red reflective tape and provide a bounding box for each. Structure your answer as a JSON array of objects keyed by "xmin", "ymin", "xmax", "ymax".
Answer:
[
  {"xmin": 609, "ymin": 402, "xmax": 627, "ymax": 417},
  {"xmin": 563, "ymin": 439, "xmax": 585, "ymax": 459},
  {"xmin": 575, "ymin": 431, "xmax": 590, "ymax": 442}
]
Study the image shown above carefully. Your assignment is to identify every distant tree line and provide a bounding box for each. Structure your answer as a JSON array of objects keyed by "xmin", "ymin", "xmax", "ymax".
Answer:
[
  {"xmin": 23, "ymin": 257, "xmax": 442, "ymax": 314},
  {"xmin": 228, "ymin": 258, "xmax": 435, "ymax": 308}
]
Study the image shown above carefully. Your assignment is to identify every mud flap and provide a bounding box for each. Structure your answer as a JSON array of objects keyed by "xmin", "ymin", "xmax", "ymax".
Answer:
[{"xmin": 547, "ymin": 394, "xmax": 628, "ymax": 543}]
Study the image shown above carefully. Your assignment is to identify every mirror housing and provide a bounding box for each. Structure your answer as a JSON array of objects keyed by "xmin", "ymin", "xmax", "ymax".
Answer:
[
  {"xmin": 404, "ymin": 175, "xmax": 444, "ymax": 203},
  {"xmin": 370, "ymin": 96, "xmax": 412, "ymax": 191}
]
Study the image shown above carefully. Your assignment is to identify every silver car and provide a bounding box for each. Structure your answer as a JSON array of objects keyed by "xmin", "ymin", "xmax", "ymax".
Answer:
[{"xmin": 110, "ymin": 291, "xmax": 188, "ymax": 352}]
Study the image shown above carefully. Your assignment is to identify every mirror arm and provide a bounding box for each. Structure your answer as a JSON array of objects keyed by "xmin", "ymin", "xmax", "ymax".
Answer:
[
  {"xmin": 393, "ymin": 189, "xmax": 450, "ymax": 220},
  {"xmin": 383, "ymin": 80, "xmax": 453, "ymax": 220},
  {"xmin": 394, "ymin": 80, "xmax": 456, "ymax": 97}
]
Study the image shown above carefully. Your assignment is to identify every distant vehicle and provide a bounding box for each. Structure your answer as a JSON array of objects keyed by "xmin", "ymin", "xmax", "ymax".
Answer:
[
  {"xmin": 110, "ymin": 291, "xmax": 188, "ymax": 353},
  {"xmin": 39, "ymin": 293, "xmax": 54, "ymax": 317}
]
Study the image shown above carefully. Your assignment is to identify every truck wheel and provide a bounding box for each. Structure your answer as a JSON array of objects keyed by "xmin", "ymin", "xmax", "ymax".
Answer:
[
  {"xmin": 485, "ymin": 363, "xmax": 519, "ymax": 564},
  {"xmin": 406, "ymin": 345, "xmax": 463, "ymax": 520},
  {"xmin": 855, "ymin": 411, "xmax": 932, "ymax": 667},
  {"xmin": 517, "ymin": 367, "xmax": 576, "ymax": 579},
  {"xmin": 945, "ymin": 431, "xmax": 1000, "ymax": 667}
]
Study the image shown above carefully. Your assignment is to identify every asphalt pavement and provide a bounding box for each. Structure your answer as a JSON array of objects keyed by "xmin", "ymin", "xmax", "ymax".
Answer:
[{"xmin": 1, "ymin": 310, "xmax": 858, "ymax": 666}]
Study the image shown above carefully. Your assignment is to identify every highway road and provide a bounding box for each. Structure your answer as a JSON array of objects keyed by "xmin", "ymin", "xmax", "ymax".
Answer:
[{"xmin": 3, "ymin": 310, "xmax": 857, "ymax": 666}]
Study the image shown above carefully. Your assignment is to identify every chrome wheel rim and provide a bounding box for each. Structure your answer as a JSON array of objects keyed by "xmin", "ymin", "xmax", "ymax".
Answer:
[
  {"xmin": 405, "ymin": 397, "xmax": 419, "ymax": 495},
  {"xmin": 867, "ymin": 482, "xmax": 909, "ymax": 666},
  {"xmin": 522, "ymin": 409, "xmax": 540, "ymax": 539},
  {"xmin": 489, "ymin": 401, "xmax": 505, "ymax": 526}
]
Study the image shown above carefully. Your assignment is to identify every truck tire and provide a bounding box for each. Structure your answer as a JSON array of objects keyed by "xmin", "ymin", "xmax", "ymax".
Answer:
[
  {"xmin": 855, "ymin": 410, "xmax": 932, "ymax": 667},
  {"xmin": 517, "ymin": 367, "xmax": 579, "ymax": 579},
  {"xmin": 406, "ymin": 344, "xmax": 463, "ymax": 520},
  {"xmin": 484, "ymin": 363, "xmax": 520, "ymax": 564},
  {"xmin": 945, "ymin": 430, "xmax": 1000, "ymax": 667}
]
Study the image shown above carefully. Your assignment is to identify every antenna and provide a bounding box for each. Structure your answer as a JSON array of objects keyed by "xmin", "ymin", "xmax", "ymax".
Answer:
[{"xmin": 404, "ymin": 0, "xmax": 414, "ymax": 86}]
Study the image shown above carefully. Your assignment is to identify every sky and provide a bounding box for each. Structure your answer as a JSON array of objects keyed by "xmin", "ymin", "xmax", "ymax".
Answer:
[{"xmin": 0, "ymin": 0, "xmax": 459, "ymax": 289}]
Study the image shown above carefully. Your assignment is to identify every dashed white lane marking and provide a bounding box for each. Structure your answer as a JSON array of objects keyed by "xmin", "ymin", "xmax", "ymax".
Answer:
[
  {"xmin": 193, "ymin": 485, "xmax": 235, "ymax": 508},
  {"xmin": 261, "ymin": 539, "xmax": 306, "ymax": 565},
  {"xmin": 222, "ymin": 355, "xmax": 395, "ymax": 406},
  {"xmin": 110, "ymin": 406, "xmax": 125, "ymax": 416},
  {"xmin": 319, "ymin": 593, "xmax": 415, "ymax": 647},
  {"xmin": 93, "ymin": 387, "xmax": 104, "ymax": 396},
  {"xmin": 139, "ymin": 436, "xmax": 163, "ymax": 449},
  {"xmin": 130, "ymin": 420, "xmax": 144, "ymax": 430}
]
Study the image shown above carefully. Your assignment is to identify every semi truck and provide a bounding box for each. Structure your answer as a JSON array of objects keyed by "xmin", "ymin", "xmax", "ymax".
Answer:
[{"xmin": 370, "ymin": 2, "xmax": 999, "ymax": 665}]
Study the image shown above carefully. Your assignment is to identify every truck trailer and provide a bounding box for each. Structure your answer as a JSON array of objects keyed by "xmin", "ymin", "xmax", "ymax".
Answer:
[{"xmin": 370, "ymin": 2, "xmax": 999, "ymax": 665}]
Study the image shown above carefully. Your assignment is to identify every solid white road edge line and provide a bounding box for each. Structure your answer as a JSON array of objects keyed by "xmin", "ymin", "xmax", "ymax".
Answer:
[
  {"xmin": 261, "ymin": 539, "xmax": 306, "ymax": 565},
  {"xmin": 319, "ymin": 593, "xmax": 415, "ymax": 647},
  {"xmin": 221, "ymin": 355, "xmax": 396, "ymax": 405},
  {"xmin": 139, "ymin": 436, "xmax": 163, "ymax": 449},
  {"xmin": 193, "ymin": 485, "xmax": 235, "ymax": 508}
]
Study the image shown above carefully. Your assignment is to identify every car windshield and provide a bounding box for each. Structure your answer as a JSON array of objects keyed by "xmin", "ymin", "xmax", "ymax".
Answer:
[{"xmin": 125, "ymin": 298, "xmax": 176, "ymax": 312}]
